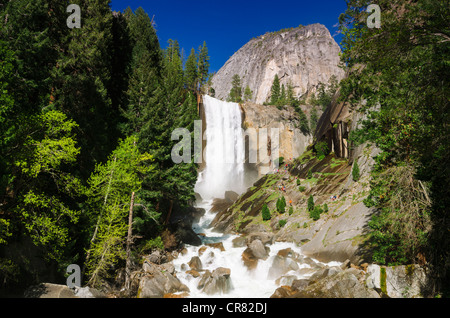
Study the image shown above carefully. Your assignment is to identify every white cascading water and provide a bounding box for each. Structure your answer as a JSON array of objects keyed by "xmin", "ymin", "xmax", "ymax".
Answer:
[
  {"xmin": 173, "ymin": 95, "xmax": 340, "ymax": 298},
  {"xmin": 194, "ymin": 95, "xmax": 246, "ymax": 200}
]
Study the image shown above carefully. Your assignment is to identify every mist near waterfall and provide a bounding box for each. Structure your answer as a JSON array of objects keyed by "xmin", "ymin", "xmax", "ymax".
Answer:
[{"xmin": 194, "ymin": 95, "xmax": 248, "ymax": 200}]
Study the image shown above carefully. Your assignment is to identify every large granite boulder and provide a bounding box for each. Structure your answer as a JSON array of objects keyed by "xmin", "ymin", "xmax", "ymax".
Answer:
[
  {"xmin": 291, "ymin": 268, "xmax": 380, "ymax": 298},
  {"xmin": 198, "ymin": 267, "xmax": 232, "ymax": 295},
  {"xmin": 242, "ymin": 239, "xmax": 270, "ymax": 270},
  {"xmin": 365, "ymin": 264, "xmax": 429, "ymax": 298}
]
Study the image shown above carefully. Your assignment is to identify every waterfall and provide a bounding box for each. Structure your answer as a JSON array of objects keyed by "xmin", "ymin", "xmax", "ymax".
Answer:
[
  {"xmin": 172, "ymin": 95, "xmax": 341, "ymax": 298},
  {"xmin": 194, "ymin": 95, "xmax": 246, "ymax": 200}
]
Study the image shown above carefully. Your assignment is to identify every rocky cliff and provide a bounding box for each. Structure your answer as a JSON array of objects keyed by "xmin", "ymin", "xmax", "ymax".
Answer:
[
  {"xmin": 240, "ymin": 102, "xmax": 314, "ymax": 177},
  {"xmin": 212, "ymin": 24, "xmax": 345, "ymax": 104}
]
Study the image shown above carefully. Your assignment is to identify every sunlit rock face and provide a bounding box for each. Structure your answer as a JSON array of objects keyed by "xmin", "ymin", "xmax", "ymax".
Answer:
[{"xmin": 212, "ymin": 23, "xmax": 345, "ymax": 104}]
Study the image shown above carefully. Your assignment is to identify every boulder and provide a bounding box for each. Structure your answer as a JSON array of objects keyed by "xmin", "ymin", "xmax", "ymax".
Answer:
[
  {"xmin": 291, "ymin": 279, "xmax": 311, "ymax": 291},
  {"xmin": 275, "ymin": 275, "xmax": 298, "ymax": 286},
  {"xmin": 246, "ymin": 232, "xmax": 274, "ymax": 246},
  {"xmin": 232, "ymin": 236, "xmax": 247, "ymax": 248},
  {"xmin": 73, "ymin": 286, "xmax": 107, "ymax": 298},
  {"xmin": 164, "ymin": 292, "xmax": 190, "ymax": 298},
  {"xmin": 248, "ymin": 239, "xmax": 270, "ymax": 260},
  {"xmin": 211, "ymin": 198, "xmax": 234, "ymax": 214},
  {"xmin": 138, "ymin": 270, "xmax": 189, "ymax": 298},
  {"xmin": 172, "ymin": 221, "xmax": 202, "ymax": 247},
  {"xmin": 195, "ymin": 192, "xmax": 203, "ymax": 203},
  {"xmin": 206, "ymin": 242, "xmax": 225, "ymax": 252},
  {"xmin": 300, "ymin": 202, "xmax": 374, "ymax": 264},
  {"xmin": 365, "ymin": 264, "xmax": 428, "ymax": 298},
  {"xmin": 198, "ymin": 268, "xmax": 232, "ymax": 296},
  {"xmin": 147, "ymin": 250, "xmax": 162, "ymax": 264},
  {"xmin": 242, "ymin": 239, "xmax": 270, "ymax": 270},
  {"xmin": 24, "ymin": 283, "xmax": 77, "ymax": 298},
  {"xmin": 270, "ymin": 286, "xmax": 297, "ymax": 298},
  {"xmin": 292, "ymin": 268, "xmax": 380, "ymax": 298},
  {"xmin": 186, "ymin": 270, "xmax": 201, "ymax": 278},
  {"xmin": 188, "ymin": 256, "xmax": 203, "ymax": 271},
  {"xmin": 225, "ymin": 191, "xmax": 240, "ymax": 202},
  {"xmin": 297, "ymin": 267, "xmax": 317, "ymax": 277},
  {"xmin": 267, "ymin": 249, "xmax": 300, "ymax": 279},
  {"xmin": 242, "ymin": 248, "xmax": 259, "ymax": 270},
  {"xmin": 309, "ymin": 266, "xmax": 343, "ymax": 284},
  {"xmin": 198, "ymin": 246, "xmax": 208, "ymax": 256}
]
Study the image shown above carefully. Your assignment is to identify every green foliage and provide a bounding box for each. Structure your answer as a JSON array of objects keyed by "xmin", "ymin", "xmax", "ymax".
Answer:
[
  {"xmin": 310, "ymin": 76, "xmax": 339, "ymax": 111},
  {"xmin": 286, "ymin": 82, "xmax": 298, "ymax": 107},
  {"xmin": 309, "ymin": 206, "xmax": 323, "ymax": 221},
  {"xmin": 309, "ymin": 106, "xmax": 319, "ymax": 133},
  {"xmin": 261, "ymin": 204, "xmax": 271, "ymax": 221},
  {"xmin": 85, "ymin": 136, "xmax": 154, "ymax": 287},
  {"xmin": 13, "ymin": 111, "xmax": 83, "ymax": 262},
  {"xmin": 298, "ymin": 186, "xmax": 306, "ymax": 192},
  {"xmin": 307, "ymin": 195, "xmax": 315, "ymax": 212},
  {"xmin": 228, "ymin": 74, "xmax": 242, "ymax": 103},
  {"xmin": 197, "ymin": 41, "xmax": 210, "ymax": 89},
  {"xmin": 276, "ymin": 196, "xmax": 286, "ymax": 214},
  {"xmin": 339, "ymin": 0, "xmax": 449, "ymax": 279},
  {"xmin": 364, "ymin": 165, "xmax": 432, "ymax": 266},
  {"xmin": 244, "ymin": 85, "xmax": 253, "ymax": 101},
  {"xmin": 140, "ymin": 236, "xmax": 165, "ymax": 253},
  {"xmin": 270, "ymin": 74, "xmax": 280, "ymax": 105},
  {"xmin": 288, "ymin": 206, "xmax": 294, "ymax": 216},
  {"xmin": 279, "ymin": 219, "xmax": 287, "ymax": 228},
  {"xmin": 323, "ymin": 204, "xmax": 329, "ymax": 213},
  {"xmin": 274, "ymin": 157, "xmax": 284, "ymax": 167},
  {"xmin": 0, "ymin": 2, "xmax": 204, "ymax": 290},
  {"xmin": 352, "ymin": 160, "xmax": 360, "ymax": 182},
  {"xmin": 295, "ymin": 107, "xmax": 310, "ymax": 135},
  {"xmin": 314, "ymin": 141, "xmax": 329, "ymax": 161},
  {"xmin": 185, "ymin": 48, "xmax": 198, "ymax": 91},
  {"xmin": 307, "ymin": 169, "xmax": 313, "ymax": 179}
]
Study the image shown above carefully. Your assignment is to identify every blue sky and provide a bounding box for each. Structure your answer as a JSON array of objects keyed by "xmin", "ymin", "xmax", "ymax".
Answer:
[{"xmin": 110, "ymin": 0, "xmax": 348, "ymax": 73}]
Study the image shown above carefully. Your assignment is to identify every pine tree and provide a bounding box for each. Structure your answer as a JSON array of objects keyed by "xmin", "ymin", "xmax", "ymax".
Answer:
[
  {"xmin": 244, "ymin": 85, "xmax": 253, "ymax": 102},
  {"xmin": 197, "ymin": 41, "xmax": 210, "ymax": 90},
  {"xmin": 121, "ymin": 7, "xmax": 163, "ymax": 136},
  {"xmin": 297, "ymin": 108, "xmax": 310, "ymax": 134},
  {"xmin": 277, "ymin": 196, "xmax": 286, "ymax": 214},
  {"xmin": 279, "ymin": 84, "xmax": 286, "ymax": 107},
  {"xmin": 185, "ymin": 48, "xmax": 198, "ymax": 91},
  {"xmin": 286, "ymin": 82, "xmax": 298, "ymax": 106},
  {"xmin": 307, "ymin": 195, "xmax": 315, "ymax": 212},
  {"xmin": 228, "ymin": 74, "xmax": 242, "ymax": 103},
  {"xmin": 307, "ymin": 168, "xmax": 313, "ymax": 179},
  {"xmin": 309, "ymin": 106, "xmax": 319, "ymax": 133},
  {"xmin": 270, "ymin": 75, "xmax": 281, "ymax": 105},
  {"xmin": 352, "ymin": 160, "xmax": 360, "ymax": 182},
  {"xmin": 52, "ymin": 0, "xmax": 116, "ymax": 176},
  {"xmin": 262, "ymin": 204, "xmax": 271, "ymax": 221}
]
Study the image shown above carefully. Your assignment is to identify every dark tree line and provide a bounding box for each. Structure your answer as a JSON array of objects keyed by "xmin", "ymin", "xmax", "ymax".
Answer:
[{"xmin": 0, "ymin": 1, "xmax": 209, "ymax": 293}]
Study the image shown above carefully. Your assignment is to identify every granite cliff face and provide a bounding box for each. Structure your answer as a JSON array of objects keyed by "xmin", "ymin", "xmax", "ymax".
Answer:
[
  {"xmin": 241, "ymin": 102, "xmax": 314, "ymax": 176},
  {"xmin": 212, "ymin": 23, "xmax": 345, "ymax": 104}
]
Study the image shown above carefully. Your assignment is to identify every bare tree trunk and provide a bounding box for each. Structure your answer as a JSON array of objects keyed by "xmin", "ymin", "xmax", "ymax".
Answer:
[
  {"xmin": 164, "ymin": 199, "xmax": 174, "ymax": 225},
  {"xmin": 125, "ymin": 192, "xmax": 135, "ymax": 292}
]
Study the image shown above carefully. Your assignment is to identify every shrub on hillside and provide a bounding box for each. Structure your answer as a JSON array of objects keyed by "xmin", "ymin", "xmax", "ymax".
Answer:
[{"xmin": 262, "ymin": 204, "xmax": 271, "ymax": 221}]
